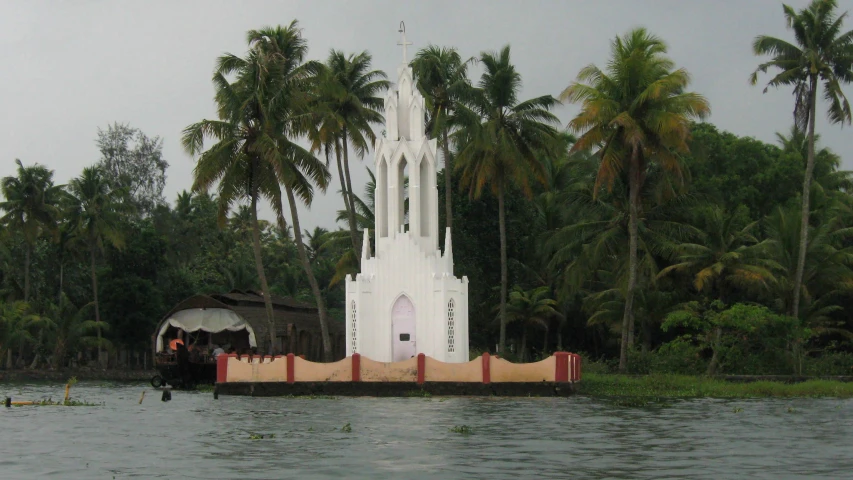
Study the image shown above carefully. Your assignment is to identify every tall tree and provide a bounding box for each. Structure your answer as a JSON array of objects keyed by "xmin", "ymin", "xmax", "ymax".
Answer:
[
  {"xmin": 561, "ymin": 28, "xmax": 710, "ymax": 371},
  {"xmin": 455, "ymin": 45, "xmax": 560, "ymax": 354},
  {"xmin": 411, "ymin": 46, "xmax": 473, "ymax": 233},
  {"xmin": 0, "ymin": 159, "xmax": 62, "ymax": 303},
  {"xmin": 311, "ymin": 50, "xmax": 387, "ymax": 259},
  {"xmin": 182, "ymin": 69, "xmax": 285, "ymax": 356},
  {"xmin": 750, "ymin": 0, "xmax": 853, "ymax": 319},
  {"xmin": 247, "ymin": 25, "xmax": 335, "ymax": 361},
  {"xmin": 96, "ymin": 123, "xmax": 167, "ymax": 215},
  {"xmin": 67, "ymin": 166, "xmax": 127, "ymax": 365},
  {"xmin": 185, "ymin": 22, "xmax": 334, "ymax": 358}
]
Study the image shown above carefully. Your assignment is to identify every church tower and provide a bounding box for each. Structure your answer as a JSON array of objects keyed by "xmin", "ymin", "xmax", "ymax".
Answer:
[{"xmin": 345, "ymin": 23, "xmax": 469, "ymax": 363}]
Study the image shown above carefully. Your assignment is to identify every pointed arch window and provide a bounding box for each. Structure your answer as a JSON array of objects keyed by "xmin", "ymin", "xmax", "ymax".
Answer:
[
  {"xmin": 447, "ymin": 299, "xmax": 455, "ymax": 353},
  {"xmin": 350, "ymin": 301, "xmax": 358, "ymax": 353}
]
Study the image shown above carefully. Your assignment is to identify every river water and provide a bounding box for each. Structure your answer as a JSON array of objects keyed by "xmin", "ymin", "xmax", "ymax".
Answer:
[{"xmin": 1, "ymin": 382, "xmax": 851, "ymax": 479}]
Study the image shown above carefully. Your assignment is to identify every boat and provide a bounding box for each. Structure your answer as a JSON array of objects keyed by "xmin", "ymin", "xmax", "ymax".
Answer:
[{"xmin": 151, "ymin": 290, "xmax": 346, "ymax": 388}]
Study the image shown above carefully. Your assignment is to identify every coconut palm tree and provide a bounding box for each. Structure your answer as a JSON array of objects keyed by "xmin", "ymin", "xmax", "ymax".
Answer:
[
  {"xmin": 0, "ymin": 159, "xmax": 63, "ymax": 302},
  {"xmin": 561, "ymin": 28, "xmax": 710, "ymax": 371},
  {"xmin": 310, "ymin": 50, "xmax": 388, "ymax": 258},
  {"xmin": 47, "ymin": 295, "xmax": 110, "ymax": 369},
  {"xmin": 67, "ymin": 166, "xmax": 127, "ymax": 365},
  {"xmin": 0, "ymin": 300, "xmax": 43, "ymax": 369},
  {"xmin": 455, "ymin": 45, "xmax": 560, "ymax": 354},
  {"xmin": 503, "ymin": 286, "xmax": 560, "ymax": 361},
  {"xmin": 245, "ymin": 24, "xmax": 335, "ymax": 361},
  {"xmin": 658, "ymin": 206, "xmax": 779, "ymax": 303},
  {"xmin": 765, "ymin": 204, "xmax": 853, "ymax": 325},
  {"xmin": 750, "ymin": 0, "xmax": 853, "ymax": 320},
  {"xmin": 411, "ymin": 46, "xmax": 473, "ymax": 232}
]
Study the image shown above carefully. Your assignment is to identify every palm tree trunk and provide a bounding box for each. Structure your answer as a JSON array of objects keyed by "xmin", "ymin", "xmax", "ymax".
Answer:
[
  {"xmin": 58, "ymin": 261, "xmax": 64, "ymax": 305},
  {"xmin": 620, "ymin": 151, "xmax": 640, "ymax": 373},
  {"xmin": 707, "ymin": 326, "xmax": 722, "ymax": 375},
  {"xmin": 441, "ymin": 130, "xmax": 453, "ymax": 233},
  {"xmin": 90, "ymin": 245, "xmax": 103, "ymax": 367},
  {"xmin": 24, "ymin": 244, "xmax": 31, "ymax": 303},
  {"xmin": 335, "ymin": 138, "xmax": 360, "ymax": 263},
  {"xmin": 6, "ymin": 348, "xmax": 12, "ymax": 370},
  {"xmin": 792, "ymin": 77, "xmax": 818, "ymax": 320},
  {"xmin": 520, "ymin": 327, "xmax": 527, "ymax": 362},
  {"xmin": 285, "ymin": 184, "xmax": 333, "ymax": 362},
  {"xmin": 341, "ymin": 128, "xmax": 362, "ymax": 258},
  {"xmin": 543, "ymin": 325, "xmax": 549, "ymax": 354},
  {"xmin": 497, "ymin": 185, "xmax": 508, "ymax": 354},
  {"xmin": 249, "ymin": 196, "xmax": 278, "ymax": 355}
]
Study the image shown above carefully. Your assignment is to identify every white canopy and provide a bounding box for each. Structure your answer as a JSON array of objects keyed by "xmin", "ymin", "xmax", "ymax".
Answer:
[{"xmin": 156, "ymin": 308, "xmax": 257, "ymax": 352}]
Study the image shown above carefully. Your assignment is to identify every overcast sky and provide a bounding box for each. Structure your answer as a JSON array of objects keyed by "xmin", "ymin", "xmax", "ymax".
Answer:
[{"xmin": 2, "ymin": 0, "xmax": 851, "ymax": 232}]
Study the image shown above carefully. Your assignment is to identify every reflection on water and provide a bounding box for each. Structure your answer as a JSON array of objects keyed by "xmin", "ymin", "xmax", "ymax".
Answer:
[{"xmin": 1, "ymin": 382, "xmax": 852, "ymax": 479}]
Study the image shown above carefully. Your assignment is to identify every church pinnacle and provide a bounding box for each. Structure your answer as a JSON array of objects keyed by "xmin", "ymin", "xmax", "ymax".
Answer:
[{"xmin": 397, "ymin": 21, "xmax": 413, "ymax": 63}]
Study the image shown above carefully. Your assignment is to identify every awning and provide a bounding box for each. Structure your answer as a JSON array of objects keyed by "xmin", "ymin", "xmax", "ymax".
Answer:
[{"xmin": 156, "ymin": 308, "xmax": 257, "ymax": 352}]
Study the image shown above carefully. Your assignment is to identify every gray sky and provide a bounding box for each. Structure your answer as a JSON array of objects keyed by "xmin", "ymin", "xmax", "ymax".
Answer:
[{"xmin": 2, "ymin": 0, "xmax": 851, "ymax": 232}]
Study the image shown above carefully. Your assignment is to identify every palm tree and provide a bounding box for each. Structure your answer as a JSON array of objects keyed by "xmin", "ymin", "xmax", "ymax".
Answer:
[
  {"xmin": 411, "ymin": 46, "xmax": 473, "ymax": 233},
  {"xmin": 186, "ymin": 23, "xmax": 335, "ymax": 359},
  {"xmin": 67, "ymin": 166, "xmax": 127, "ymax": 366},
  {"xmin": 750, "ymin": 0, "xmax": 853, "ymax": 320},
  {"xmin": 561, "ymin": 28, "xmax": 710, "ymax": 371},
  {"xmin": 765, "ymin": 204, "xmax": 853, "ymax": 325},
  {"xmin": 455, "ymin": 45, "xmax": 560, "ymax": 354},
  {"xmin": 310, "ymin": 50, "xmax": 388, "ymax": 258},
  {"xmin": 249, "ymin": 25, "xmax": 335, "ymax": 361},
  {"xmin": 503, "ymin": 286, "xmax": 560, "ymax": 361},
  {"xmin": 659, "ymin": 206, "xmax": 779, "ymax": 303},
  {"xmin": 0, "ymin": 159, "xmax": 63, "ymax": 302},
  {"xmin": 47, "ymin": 295, "xmax": 110, "ymax": 369},
  {"xmin": 0, "ymin": 300, "xmax": 43, "ymax": 369},
  {"xmin": 182, "ymin": 69, "xmax": 286, "ymax": 356}
]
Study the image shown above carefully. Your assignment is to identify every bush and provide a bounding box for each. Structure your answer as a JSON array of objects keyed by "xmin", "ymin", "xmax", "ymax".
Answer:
[{"xmin": 627, "ymin": 341, "xmax": 706, "ymax": 375}]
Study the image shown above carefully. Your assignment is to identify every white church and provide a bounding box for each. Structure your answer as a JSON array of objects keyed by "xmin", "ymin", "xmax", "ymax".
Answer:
[{"xmin": 345, "ymin": 25, "xmax": 469, "ymax": 364}]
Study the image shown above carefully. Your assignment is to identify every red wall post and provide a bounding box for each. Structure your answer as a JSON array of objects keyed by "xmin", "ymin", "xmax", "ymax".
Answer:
[
  {"xmin": 417, "ymin": 353, "xmax": 426, "ymax": 384},
  {"xmin": 286, "ymin": 353, "xmax": 295, "ymax": 384},
  {"xmin": 216, "ymin": 353, "xmax": 230, "ymax": 383},
  {"xmin": 554, "ymin": 352, "xmax": 570, "ymax": 382},
  {"xmin": 352, "ymin": 353, "xmax": 361, "ymax": 382},
  {"xmin": 481, "ymin": 353, "xmax": 491, "ymax": 384}
]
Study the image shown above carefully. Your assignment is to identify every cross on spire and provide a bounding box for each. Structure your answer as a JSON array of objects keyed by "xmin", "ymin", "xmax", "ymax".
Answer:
[{"xmin": 397, "ymin": 21, "xmax": 413, "ymax": 63}]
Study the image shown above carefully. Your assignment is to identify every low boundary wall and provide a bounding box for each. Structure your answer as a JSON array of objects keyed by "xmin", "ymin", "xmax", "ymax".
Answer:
[{"xmin": 215, "ymin": 352, "xmax": 581, "ymax": 397}]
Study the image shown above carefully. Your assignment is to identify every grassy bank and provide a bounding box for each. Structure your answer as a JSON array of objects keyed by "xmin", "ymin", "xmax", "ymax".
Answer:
[{"xmin": 577, "ymin": 373, "xmax": 853, "ymax": 399}]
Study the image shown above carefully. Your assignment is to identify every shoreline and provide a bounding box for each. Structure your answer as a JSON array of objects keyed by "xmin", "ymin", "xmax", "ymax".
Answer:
[
  {"xmin": 4, "ymin": 370, "xmax": 853, "ymax": 398},
  {"xmin": 577, "ymin": 373, "xmax": 853, "ymax": 399},
  {"xmin": 0, "ymin": 369, "xmax": 156, "ymax": 383}
]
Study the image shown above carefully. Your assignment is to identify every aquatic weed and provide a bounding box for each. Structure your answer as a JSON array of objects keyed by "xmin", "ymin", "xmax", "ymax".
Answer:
[
  {"xmin": 248, "ymin": 432, "xmax": 275, "ymax": 440},
  {"xmin": 341, "ymin": 422, "xmax": 352, "ymax": 433},
  {"xmin": 449, "ymin": 425, "xmax": 472, "ymax": 435}
]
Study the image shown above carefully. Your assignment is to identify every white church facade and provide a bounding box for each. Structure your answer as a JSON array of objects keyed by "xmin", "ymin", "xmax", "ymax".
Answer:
[{"xmin": 345, "ymin": 25, "xmax": 469, "ymax": 363}]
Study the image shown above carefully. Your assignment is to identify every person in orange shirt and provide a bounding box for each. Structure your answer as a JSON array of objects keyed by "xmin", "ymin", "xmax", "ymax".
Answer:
[{"xmin": 169, "ymin": 331, "xmax": 184, "ymax": 351}]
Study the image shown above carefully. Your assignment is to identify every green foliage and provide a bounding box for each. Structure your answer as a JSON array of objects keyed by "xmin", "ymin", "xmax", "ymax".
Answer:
[{"xmin": 579, "ymin": 373, "xmax": 853, "ymax": 398}]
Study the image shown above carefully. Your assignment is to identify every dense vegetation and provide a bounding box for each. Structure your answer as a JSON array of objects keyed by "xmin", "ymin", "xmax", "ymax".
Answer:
[{"xmin": 1, "ymin": 0, "xmax": 852, "ymax": 375}]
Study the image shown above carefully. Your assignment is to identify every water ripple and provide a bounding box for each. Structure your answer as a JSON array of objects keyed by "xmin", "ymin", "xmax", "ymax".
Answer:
[{"xmin": 1, "ymin": 383, "xmax": 851, "ymax": 479}]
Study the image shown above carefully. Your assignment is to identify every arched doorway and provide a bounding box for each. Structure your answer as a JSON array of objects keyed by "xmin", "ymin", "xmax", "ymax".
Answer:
[{"xmin": 391, "ymin": 295, "xmax": 416, "ymax": 362}]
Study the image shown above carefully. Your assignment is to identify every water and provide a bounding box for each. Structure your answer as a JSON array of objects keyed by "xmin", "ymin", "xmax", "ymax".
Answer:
[{"xmin": 1, "ymin": 382, "xmax": 851, "ymax": 479}]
